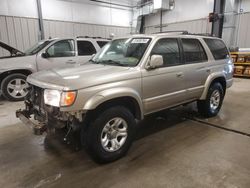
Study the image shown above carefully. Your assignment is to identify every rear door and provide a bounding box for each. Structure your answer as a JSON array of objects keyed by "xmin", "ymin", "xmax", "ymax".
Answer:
[
  {"xmin": 96, "ymin": 40, "xmax": 109, "ymax": 48},
  {"xmin": 180, "ymin": 38, "xmax": 210, "ymax": 99},
  {"xmin": 37, "ymin": 39, "xmax": 77, "ymax": 71},
  {"xmin": 76, "ymin": 40, "xmax": 97, "ymax": 64}
]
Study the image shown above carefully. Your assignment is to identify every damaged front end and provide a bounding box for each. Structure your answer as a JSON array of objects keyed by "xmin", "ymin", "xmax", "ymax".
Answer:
[{"xmin": 16, "ymin": 85, "xmax": 83, "ymax": 137}]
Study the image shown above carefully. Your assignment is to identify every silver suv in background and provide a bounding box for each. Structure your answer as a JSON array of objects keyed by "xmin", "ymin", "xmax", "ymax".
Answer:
[
  {"xmin": 17, "ymin": 32, "xmax": 233, "ymax": 163},
  {"xmin": 0, "ymin": 37, "xmax": 109, "ymax": 101}
]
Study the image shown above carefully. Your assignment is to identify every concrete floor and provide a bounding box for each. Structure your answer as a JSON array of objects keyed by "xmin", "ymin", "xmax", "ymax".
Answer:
[{"xmin": 0, "ymin": 78, "xmax": 250, "ymax": 188}]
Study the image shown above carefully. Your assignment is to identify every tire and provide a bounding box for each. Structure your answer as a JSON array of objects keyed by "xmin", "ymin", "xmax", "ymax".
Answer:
[
  {"xmin": 83, "ymin": 106, "xmax": 136, "ymax": 163},
  {"xmin": 1, "ymin": 73, "xmax": 29, "ymax": 101},
  {"xmin": 197, "ymin": 82, "xmax": 224, "ymax": 118}
]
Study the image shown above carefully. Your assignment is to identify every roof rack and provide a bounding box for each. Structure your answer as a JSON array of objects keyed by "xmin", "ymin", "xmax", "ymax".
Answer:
[
  {"xmin": 153, "ymin": 31, "xmax": 215, "ymax": 37},
  {"xmin": 154, "ymin": 30, "xmax": 189, "ymax": 34},
  {"xmin": 76, "ymin": 36, "xmax": 111, "ymax": 40},
  {"xmin": 186, "ymin": 33, "xmax": 214, "ymax": 37},
  {"xmin": 76, "ymin": 36, "xmax": 91, "ymax": 38}
]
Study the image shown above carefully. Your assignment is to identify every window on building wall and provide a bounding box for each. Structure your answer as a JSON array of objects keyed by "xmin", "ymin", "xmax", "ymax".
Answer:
[{"xmin": 182, "ymin": 38, "xmax": 207, "ymax": 63}]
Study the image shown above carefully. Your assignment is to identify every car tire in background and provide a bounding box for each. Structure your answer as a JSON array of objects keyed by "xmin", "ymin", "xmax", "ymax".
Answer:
[
  {"xmin": 197, "ymin": 82, "xmax": 224, "ymax": 118},
  {"xmin": 83, "ymin": 106, "xmax": 136, "ymax": 163},
  {"xmin": 1, "ymin": 73, "xmax": 29, "ymax": 101}
]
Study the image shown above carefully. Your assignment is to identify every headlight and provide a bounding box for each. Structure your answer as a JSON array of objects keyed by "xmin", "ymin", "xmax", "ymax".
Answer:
[{"xmin": 44, "ymin": 89, "xmax": 77, "ymax": 107}]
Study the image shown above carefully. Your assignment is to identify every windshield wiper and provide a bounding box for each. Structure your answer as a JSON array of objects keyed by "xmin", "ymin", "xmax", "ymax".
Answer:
[
  {"xmin": 89, "ymin": 59, "xmax": 98, "ymax": 64},
  {"xmin": 98, "ymin": 60, "xmax": 127, "ymax": 66}
]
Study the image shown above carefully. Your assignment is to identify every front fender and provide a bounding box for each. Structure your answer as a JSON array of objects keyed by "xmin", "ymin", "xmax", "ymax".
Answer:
[
  {"xmin": 83, "ymin": 87, "xmax": 144, "ymax": 119},
  {"xmin": 200, "ymin": 72, "xmax": 226, "ymax": 100}
]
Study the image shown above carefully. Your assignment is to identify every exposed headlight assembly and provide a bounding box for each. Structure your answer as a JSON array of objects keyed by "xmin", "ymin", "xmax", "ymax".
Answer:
[{"xmin": 44, "ymin": 89, "xmax": 77, "ymax": 107}]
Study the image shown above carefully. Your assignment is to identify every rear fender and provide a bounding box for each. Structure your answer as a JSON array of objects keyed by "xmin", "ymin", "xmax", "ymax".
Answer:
[{"xmin": 200, "ymin": 72, "xmax": 226, "ymax": 100}]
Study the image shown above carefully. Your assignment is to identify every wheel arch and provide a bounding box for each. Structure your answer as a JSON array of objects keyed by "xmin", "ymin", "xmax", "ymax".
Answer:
[
  {"xmin": 83, "ymin": 88, "xmax": 144, "ymax": 120},
  {"xmin": 200, "ymin": 73, "xmax": 226, "ymax": 100},
  {"xmin": 0, "ymin": 69, "xmax": 33, "ymax": 86}
]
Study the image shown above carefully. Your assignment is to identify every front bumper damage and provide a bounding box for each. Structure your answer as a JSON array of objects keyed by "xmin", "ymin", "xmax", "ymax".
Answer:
[
  {"xmin": 16, "ymin": 102, "xmax": 47, "ymax": 135},
  {"xmin": 16, "ymin": 85, "xmax": 84, "ymax": 140}
]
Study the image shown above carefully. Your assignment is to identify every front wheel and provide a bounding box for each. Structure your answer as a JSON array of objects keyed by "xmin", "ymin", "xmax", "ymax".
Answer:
[
  {"xmin": 1, "ymin": 73, "xmax": 29, "ymax": 101},
  {"xmin": 83, "ymin": 106, "xmax": 136, "ymax": 163},
  {"xmin": 197, "ymin": 82, "xmax": 224, "ymax": 118}
]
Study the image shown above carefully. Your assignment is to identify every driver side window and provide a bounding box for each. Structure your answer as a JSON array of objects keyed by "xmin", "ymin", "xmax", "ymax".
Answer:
[
  {"xmin": 151, "ymin": 38, "xmax": 181, "ymax": 67},
  {"xmin": 47, "ymin": 40, "xmax": 75, "ymax": 58}
]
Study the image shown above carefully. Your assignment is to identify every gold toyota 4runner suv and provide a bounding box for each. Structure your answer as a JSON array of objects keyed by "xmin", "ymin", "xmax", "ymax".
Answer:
[{"xmin": 16, "ymin": 32, "xmax": 233, "ymax": 163}]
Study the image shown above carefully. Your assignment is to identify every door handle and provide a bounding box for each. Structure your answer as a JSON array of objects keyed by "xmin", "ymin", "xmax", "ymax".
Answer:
[
  {"xmin": 66, "ymin": 60, "xmax": 76, "ymax": 64},
  {"xmin": 176, "ymin": 72, "xmax": 184, "ymax": 77}
]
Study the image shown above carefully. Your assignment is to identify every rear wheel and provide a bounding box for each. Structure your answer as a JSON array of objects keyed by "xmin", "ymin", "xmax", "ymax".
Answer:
[
  {"xmin": 1, "ymin": 73, "xmax": 29, "ymax": 101},
  {"xmin": 197, "ymin": 82, "xmax": 224, "ymax": 118},
  {"xmin": 83, "ymin": 106, "xmax": 136, "ymax": 163}
]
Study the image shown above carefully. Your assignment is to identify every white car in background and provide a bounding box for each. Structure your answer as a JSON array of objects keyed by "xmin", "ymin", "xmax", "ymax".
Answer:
[{"xmin": 0, "ymin": 37, "xmax": 110, "ymax": 101}]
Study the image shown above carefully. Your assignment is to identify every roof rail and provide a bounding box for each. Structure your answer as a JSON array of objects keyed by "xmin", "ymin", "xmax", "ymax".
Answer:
[
  {"xmin": 76, "ymin": 36, "xmax": 111, "ymax": 40},
  {"xmin": 185, "ymin": 33, "xmax": 214, "ymax": 37},
  {"xmin": 153, "ymin": 31, "xmax": 215, "ymax": 37},
  {"xmin": 154, "ymin": 30, "xmax": 189, "ymax": 34},
  {"xmin": 76, "ymin": 36, "xmax": 91, "ymax": 38}
]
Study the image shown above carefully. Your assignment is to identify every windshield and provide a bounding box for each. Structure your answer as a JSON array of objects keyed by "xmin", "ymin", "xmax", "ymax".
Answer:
[
  {"xmin": 92, "ymin": 38, "xmax": 151, "ymax": 67},
  {"xmin": 25, "ymin": 40, "xmax": 54, "ymax": 55}
]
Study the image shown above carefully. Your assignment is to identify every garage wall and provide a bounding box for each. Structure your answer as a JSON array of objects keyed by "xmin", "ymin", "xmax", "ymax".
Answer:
[
  {"xmin": 221, "ymin": 0, "xmax": 250, "ymax": 48},
  {"xmin": 43, "ymin": 19, "xmax": 131, "ymax": 39},
  {"xmin": 236, "ymin": 12, "xmax": 250, "ymax": 48},
  {"xmin": 0, "ymin": 15, "xmax": 131, "ymax": 57},
  {"xmin": 144, "ymin": 0, "xmax": 213, "ymax": 34},
  {"xmin": 41, "ymin": 0, "xmax": 132, "ymax": 27},
  {"xmin": 0, "ymin": 0, "xmax": 38, "ymax": 19},
  {"xmin": 0, "ymin": 16, "xmax": 39, "ymax": 57},
  {"xmin": 233, "ymin": 0, "xmax": 250, "ymax": 48},
  {"xmin": 0, "ymin": 0, "xmax": 133, "ymax": 57},
  {"xmin": 145, "ymin": 18, "xmax": 212, "ymax": 34}
]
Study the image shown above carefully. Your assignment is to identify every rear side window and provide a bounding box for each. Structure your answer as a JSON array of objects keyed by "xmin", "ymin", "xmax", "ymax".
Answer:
[
  {"xmin": 182, "ymin": 38, "xmax": 207, "ymax": 63},
  {"xmin": 203, "ymin": 38, "xmax": 229, "ymax": 60},
  {"xmin": 151, "ymin": 38, "xmax": 181, "ymax": 67},
  {"xmin": 97, "ymin": 41, "xmax": 109, "ymax": 48},
  {"xmin": 77, "ymin": 41, "xmax": 96, "ymax": 56}
]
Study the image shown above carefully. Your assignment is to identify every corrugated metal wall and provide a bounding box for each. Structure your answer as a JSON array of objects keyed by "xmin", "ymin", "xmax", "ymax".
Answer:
[
  {"xmin": 0, "ymin": 15, "xmax": 131, "ymax": 57},
  {"xmin": 144, "ymin": 18, "xmax": 212, "ymax": 35},
  {"xmin": 236, "ymin": 12, "xmax": 250, "ymax": 48},
  {"xmin": 43, "ymin": 19, "xmax": 131, "ymax": 39},
  {"xmin": 0, "ymin": 16, "xmax": 39, "ymax": 57}
]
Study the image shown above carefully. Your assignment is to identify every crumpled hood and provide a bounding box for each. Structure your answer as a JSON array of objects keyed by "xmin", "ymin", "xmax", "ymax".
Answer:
[{"xmin": 27, "ymin": 63, "xmax": 141, "ymax": 90}]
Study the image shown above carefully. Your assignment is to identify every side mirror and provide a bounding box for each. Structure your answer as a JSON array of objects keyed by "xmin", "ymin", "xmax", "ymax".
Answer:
[
  {"xmin": 41, "ymin": 52, "xmax": 49, "ymax": 58},
  {"xmin": 146, "ymin": 55, "xmax": 164, "ymax": 69}
]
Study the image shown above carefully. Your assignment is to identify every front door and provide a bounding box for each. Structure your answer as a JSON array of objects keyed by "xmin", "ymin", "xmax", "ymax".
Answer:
[
  {"xmin": 37, "ymin": 39, "xmax": 77, "ymax": 71},
  {"xmin": 142, "ymin": 38, "xmax": 188, "ymax": 114}
]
